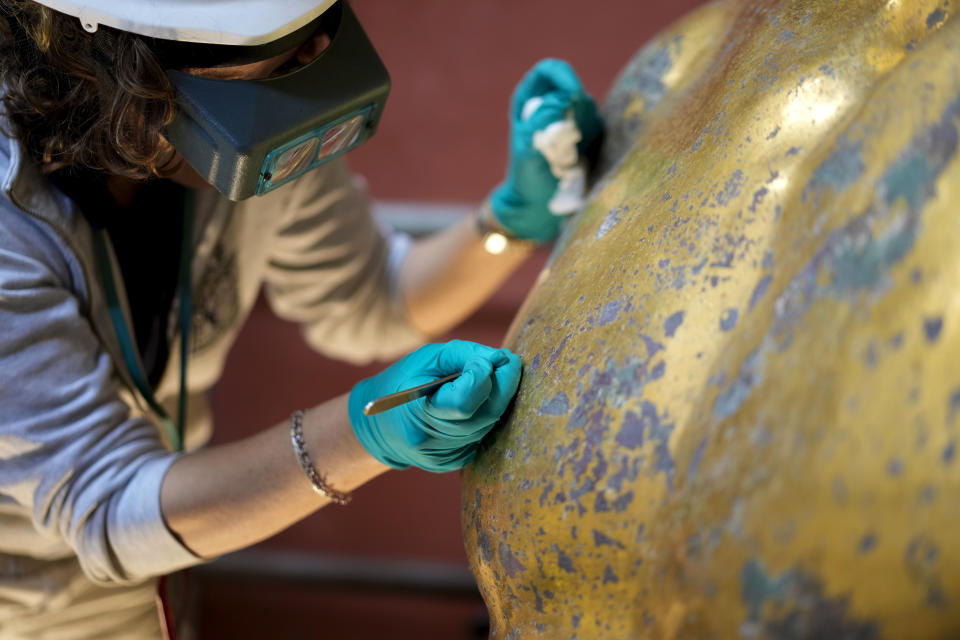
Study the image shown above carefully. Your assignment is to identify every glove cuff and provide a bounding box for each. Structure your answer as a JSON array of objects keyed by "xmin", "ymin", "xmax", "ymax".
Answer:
[
  {"xmin": 347, "ymin": 383, "xmax": 410, "ymax": 470},
  {"xmin": 475, "ymin": 199, "xmax": 540, "ymax": 255},
  {"xmin": 487, "ymin": 187, "xmax": 560, "ymax": 244}
]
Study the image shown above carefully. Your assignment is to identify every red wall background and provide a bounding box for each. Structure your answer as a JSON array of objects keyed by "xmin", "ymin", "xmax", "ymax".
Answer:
[{"xmin": 204, "ymin": 1, "xmax": 705, "ymax": 637}]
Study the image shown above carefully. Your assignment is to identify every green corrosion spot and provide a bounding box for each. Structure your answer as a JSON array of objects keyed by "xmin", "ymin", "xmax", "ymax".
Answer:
[
  {"xmin": 883, "ymin": 151, "xmax": 935, "ymax": 211},
  {"xmin": 830, "ymin": 214, "xmax": 917, "ymax": 293}
]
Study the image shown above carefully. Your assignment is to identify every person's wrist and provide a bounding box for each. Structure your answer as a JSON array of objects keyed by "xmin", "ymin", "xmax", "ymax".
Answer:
[
  {"xmin": 286, "ymin": 396, "xmax": 393, "ymax": 507},
  {"xmin": 347, "ymin": 382, "xmax": 409, "ymax": 470},
  {"xmin": 476, "ymin": 199, "xmax": 538, "ymax": 254},
  {"xmin": 290, "ymin": 409, "xmax": 352, "ymax": 505}
]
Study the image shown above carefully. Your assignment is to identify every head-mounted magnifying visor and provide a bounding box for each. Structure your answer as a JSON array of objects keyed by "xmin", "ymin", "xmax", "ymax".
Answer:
[{"xmin": 156, "ymin": 0, "xmax": 389, "ymax": 201}]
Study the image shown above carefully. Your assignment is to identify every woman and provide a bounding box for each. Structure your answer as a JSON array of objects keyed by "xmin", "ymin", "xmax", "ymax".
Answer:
[{"xmin": 0, "ymin": 0, "xmax": 602, "ymax": 636}]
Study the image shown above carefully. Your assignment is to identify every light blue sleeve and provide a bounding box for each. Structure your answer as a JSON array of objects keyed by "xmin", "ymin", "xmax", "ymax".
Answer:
[{"xmin": 0, "ymin": 207, "xmax": 201, "ymax": 585}]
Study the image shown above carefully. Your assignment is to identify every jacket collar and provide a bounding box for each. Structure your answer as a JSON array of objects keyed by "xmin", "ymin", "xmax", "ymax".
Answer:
[{"xmin": 0, "ymin": 130, "xmax": 76, "ymax": 229}]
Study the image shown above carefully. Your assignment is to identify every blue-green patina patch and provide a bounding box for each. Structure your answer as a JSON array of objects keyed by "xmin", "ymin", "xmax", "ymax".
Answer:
[
  {"xmin": 830, "ymin": 214, "xmax": 917, "ymax": 293},
  {"xmin": 804, "ymin": 135, "xmax": 865, "ymax": 198},
  {"xmin": 714, "ymin": 348, "xmax": 766, "ymax": 421},
  {"xmin": 740, "ymin": 558, "xmax": 879, "ymax": 638}
]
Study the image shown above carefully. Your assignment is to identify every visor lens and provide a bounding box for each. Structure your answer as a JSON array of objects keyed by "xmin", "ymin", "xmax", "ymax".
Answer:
[
  {"xmin": 318, "ymin": 114, "xmax": 364, "ymax": 160},
  {"xmin": 270, "ymin": 138, "xmax": 320, "ymax": 183},
  {"xmin": 258, "ymin": 106, "xmax": 373, "ymax": 195}
]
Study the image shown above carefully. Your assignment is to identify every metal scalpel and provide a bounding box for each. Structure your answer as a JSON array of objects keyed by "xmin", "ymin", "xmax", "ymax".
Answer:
[{"xmin": 362, "ymin": 373, "xmax": 462, "ymax": 416}]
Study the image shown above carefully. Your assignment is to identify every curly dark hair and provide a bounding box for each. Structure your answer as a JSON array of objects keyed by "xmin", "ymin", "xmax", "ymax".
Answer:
[{"xmin": 0, "ymin": 0, "xmax": 179, "ymax": 178}]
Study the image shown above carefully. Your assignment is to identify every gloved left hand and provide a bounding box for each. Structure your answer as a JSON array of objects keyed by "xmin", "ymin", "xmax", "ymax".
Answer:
[
  {"xmin": 489, "ymin": 58, "xmax": 603, "ymax": 243},
  {"xmin": 348, "ymin": 340, "xmax": 522, "ymax": 473}
]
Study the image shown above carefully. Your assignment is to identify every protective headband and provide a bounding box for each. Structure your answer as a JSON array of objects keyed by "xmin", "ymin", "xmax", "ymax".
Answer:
[
  {"xmin": 31, "ymin": 0, "xmax": 389, "ymax": 200},
  {"xmin": 161, "ymin": 1, "xmax": 391, "ymax": 200}
]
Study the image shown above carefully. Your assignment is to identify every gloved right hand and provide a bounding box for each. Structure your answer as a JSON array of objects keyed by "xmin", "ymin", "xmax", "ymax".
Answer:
[{"xmin": 348, "ymin": 340, "xmax": 522, "ymax": 473}]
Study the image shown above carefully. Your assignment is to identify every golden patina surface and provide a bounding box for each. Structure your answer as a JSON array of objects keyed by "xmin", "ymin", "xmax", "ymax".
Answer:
[{"xmin": 462, "ymin": 1, "xmax": 960, "ymax": 637}]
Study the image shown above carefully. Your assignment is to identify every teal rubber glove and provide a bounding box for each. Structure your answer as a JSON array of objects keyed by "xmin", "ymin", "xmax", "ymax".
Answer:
[
  {"xmin": 348, "ymin": 340, "xmax": 522, "ymax": 473},
  {"xmin": 490, "ymin": 58, "xmax": 603, "ymax": 243}
]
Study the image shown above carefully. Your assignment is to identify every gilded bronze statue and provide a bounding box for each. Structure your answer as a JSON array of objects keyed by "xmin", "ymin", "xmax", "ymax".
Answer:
[{"xmin": 463, "ymin": 0, "xmax": 960, "ymax": 637}]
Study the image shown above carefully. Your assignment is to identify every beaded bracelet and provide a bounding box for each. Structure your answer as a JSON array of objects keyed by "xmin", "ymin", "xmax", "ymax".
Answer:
[{"xmin": 289, "ymin": 410, "xmax": 352, "ymax": 505}]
